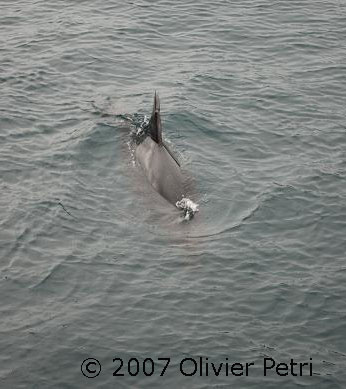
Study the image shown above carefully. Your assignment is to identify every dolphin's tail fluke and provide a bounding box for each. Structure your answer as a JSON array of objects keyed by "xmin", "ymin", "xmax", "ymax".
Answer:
[{"xmin": 149, "ymin": 91, "xmax": 162, "ymax": 145}]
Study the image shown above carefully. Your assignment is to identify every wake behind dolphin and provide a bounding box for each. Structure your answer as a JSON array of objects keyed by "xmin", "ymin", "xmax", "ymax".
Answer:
[{"xmin": 134, "ymin": 93, "xmax": 198, "ymax": 220}]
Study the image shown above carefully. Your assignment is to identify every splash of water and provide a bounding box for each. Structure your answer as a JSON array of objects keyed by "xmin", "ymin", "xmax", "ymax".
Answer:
[
  {"xmin": 130, "ymin": 114, "xmax": 150, "ymax": 145},
  {"xmin": 176, "ymin": 197, "xmax": 199, "ymax": 221},
  {"xmin": 128, "ymin": 114, "xmax": 150, "ymax": 165}
]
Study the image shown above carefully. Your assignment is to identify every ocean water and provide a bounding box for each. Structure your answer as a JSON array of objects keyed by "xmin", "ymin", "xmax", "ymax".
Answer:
[{"xmin": 1, "ymin": 0, "xmax": 346, "ymax": 388}]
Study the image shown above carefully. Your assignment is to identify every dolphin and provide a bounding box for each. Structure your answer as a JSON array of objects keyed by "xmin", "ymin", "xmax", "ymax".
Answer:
[{"xmin": 135, "ymin": 92, "xmax": 186, "ymax": 207}]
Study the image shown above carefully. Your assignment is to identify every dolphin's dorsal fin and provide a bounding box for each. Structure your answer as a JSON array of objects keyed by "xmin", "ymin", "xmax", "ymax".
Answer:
[{"xmin": 149, "ymin": 91, "xmax": 162, "ymax": 144}]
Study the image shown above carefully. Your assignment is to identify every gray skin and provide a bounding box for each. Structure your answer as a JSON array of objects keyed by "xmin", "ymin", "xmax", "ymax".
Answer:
[{"xmin": 135, "ymin": 93, "xmax": 185, "ymax": 205}]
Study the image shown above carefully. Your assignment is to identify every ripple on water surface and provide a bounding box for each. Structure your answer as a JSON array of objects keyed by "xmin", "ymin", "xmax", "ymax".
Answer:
[{"xmin": 1, "ymin": 0, "xmax": 346, "ymax": 388}]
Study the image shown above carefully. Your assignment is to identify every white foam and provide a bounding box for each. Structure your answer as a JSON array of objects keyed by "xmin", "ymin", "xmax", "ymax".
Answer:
[
  {"xmin": 176, "ymin": 197, "xmax": 199, "ymax": 220},
  {"xmin": 136, "ymin": 114, "xmax": 149, "ymax": 136}
]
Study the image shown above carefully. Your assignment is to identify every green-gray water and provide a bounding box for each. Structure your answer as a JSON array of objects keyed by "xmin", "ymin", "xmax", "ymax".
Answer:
[{"xmin": 1, "ymin": 1, "xmax": 346, "ymax": 388}]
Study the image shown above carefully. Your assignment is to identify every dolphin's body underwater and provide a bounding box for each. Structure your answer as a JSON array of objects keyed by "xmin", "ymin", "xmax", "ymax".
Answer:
[{"xmin": 135, "ymin": 93, "xmax": 187, "ymax": 208}]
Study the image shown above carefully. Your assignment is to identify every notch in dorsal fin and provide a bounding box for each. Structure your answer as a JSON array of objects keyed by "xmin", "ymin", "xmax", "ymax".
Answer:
[{"xmin": 148, "ymin": 91, "xmax": 162, "ymax": 144}]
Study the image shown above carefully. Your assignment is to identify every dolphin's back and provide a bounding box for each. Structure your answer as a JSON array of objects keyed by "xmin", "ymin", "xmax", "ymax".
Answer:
[
  {"xmin": 134, "ymin": 92, "xmax": 198, "ymax": 218},
  {"xmin": 136, "ymin": 136, "xmax": 184, "ymax": 205}
]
